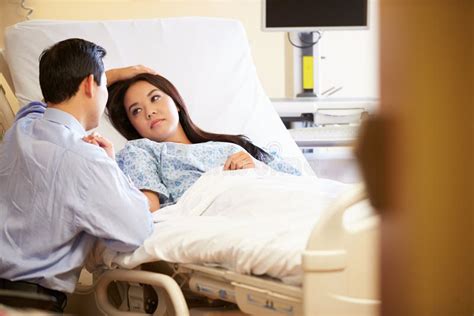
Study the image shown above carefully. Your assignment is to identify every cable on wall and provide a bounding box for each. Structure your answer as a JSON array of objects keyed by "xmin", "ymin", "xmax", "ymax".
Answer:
[{"xmin": 20, "ymin": 0, "xmax": 34, "ymax": 20}]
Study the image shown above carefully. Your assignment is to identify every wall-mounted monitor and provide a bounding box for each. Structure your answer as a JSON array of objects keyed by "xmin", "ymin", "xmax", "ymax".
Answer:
[{"xmin": 263, "ymin": 0, "xmax": 369, "ymax": 32}]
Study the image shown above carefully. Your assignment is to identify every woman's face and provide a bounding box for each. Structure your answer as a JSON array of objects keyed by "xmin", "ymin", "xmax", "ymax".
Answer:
[{"xmin": 123, "ymin": 80, "xmax": 181, "ymax": 142}]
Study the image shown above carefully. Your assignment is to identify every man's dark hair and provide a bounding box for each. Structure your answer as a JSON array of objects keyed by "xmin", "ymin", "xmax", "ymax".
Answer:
[{"xmin": 39, "ymin": 38, "xmax": 107, "ymax": 104}]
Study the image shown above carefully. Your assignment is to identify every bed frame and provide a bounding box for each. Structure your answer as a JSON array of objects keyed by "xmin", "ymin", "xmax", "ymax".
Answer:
[{"xmin": 68, "ymin": 185, "xmax": 379, "ymax": 316}]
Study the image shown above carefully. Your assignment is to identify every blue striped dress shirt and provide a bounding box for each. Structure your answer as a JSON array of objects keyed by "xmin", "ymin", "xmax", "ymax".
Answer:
[{"xmin": 0, "ymin": 102, "xmax": 153, "ymax": 293}]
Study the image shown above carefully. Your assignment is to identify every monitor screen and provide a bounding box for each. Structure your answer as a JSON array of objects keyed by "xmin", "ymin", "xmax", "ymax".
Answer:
[{"xmin": 263, "ymin": 0, "xmax": 368, "ymax": 31}]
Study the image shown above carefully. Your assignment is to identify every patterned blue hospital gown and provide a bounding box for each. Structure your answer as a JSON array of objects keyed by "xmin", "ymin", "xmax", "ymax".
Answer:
[{"xmin": 116, "ymin": 139, "xmax": 301, "ymax": 207}]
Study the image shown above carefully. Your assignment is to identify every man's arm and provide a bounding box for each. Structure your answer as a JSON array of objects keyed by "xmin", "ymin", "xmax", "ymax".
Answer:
[
  {"xmin": 141, "ymin": 190, "xmax": 161, "ymax": 212},
  {"xmin": 106, "ymin": 65, "xmax": 157, "ymax": 87},
  {"xmin": 14, "ymin": 65, "xmax": 156, "ymax": 121},
  {"xmin": 76, "ymin": 157, "xmax": 154, "ymax": 252},
  {"xmin": 14, "ymin": 66, "xmax": 156, "ymax": 122},
  {"xmin": 85, "ymin": 136, "xmax": 163, "ymax": 212}
]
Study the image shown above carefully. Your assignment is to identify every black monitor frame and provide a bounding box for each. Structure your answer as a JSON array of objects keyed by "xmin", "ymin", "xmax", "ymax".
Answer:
[{"xmin": 262, "ymin": 0, "xmax": 369, "ymax": 32}]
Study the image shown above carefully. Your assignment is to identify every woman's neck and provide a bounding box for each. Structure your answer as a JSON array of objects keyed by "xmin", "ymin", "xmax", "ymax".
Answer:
[{"xmin": 163, "ymin": 124, "xmax": 192, "ymax": 144}]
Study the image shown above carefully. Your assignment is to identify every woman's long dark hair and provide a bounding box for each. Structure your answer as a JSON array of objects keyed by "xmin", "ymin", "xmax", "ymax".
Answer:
[{"xmin": 105, "ymin": 73, "xmax": 273, "ymax": 163}]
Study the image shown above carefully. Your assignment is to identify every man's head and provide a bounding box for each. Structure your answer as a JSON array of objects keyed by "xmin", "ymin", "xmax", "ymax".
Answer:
[{"xmin": 39, "ymin": 38, "xmax": 108, "ymax": 130}]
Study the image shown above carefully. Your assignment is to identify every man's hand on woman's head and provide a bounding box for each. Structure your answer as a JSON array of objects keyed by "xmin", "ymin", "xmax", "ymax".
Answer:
[
  {"xmin": 83, "ymin": 132, "xmax": 115, "ymax": 159},
  {"xmin": 105, "ymin": 65, "xmax": 158, "ymax": 86},
  {"xmin": 223, "ymin": 151, "xmax": 256, "ymax": 171}
]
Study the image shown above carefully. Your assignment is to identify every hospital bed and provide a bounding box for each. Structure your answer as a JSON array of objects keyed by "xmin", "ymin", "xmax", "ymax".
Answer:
[{"xmin": 2, "ymin": 18, "xmax": 380, "ymax": 315}]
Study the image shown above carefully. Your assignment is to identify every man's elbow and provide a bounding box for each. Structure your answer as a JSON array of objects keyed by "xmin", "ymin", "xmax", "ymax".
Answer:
[
  {"xmin": 150, "ymin": 204, "xmax": 160, "ymax": 213},
  {"xmin": 141, "ymin": 190, "xmax": 161, "ymax": 213}
]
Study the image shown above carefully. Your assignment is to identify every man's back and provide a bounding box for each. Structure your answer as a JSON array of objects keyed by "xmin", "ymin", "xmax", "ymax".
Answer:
[{"xmin": 0, "ymin": 104, "xmax": 153, "ymax": 293}]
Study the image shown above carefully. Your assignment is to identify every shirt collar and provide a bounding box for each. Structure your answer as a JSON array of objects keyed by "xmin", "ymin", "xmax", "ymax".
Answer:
[{"xmin": 43, "ymin": 108, "xmax": 87, "ymax": 137}]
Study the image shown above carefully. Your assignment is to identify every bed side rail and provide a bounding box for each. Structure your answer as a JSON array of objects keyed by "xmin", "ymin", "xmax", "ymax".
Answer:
[
  {"xmin": 94, "ymin": 269, "xmax": 189, "ymax": 316},
  {"xmin": 303, "ymin": 184, "xmax": 380, "ymax": 316}
]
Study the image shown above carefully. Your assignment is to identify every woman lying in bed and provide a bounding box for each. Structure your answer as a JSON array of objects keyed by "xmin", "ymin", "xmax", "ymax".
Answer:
[{"xmin": 103, "ymin": 73, "xmax": 300, "ymax": 211}]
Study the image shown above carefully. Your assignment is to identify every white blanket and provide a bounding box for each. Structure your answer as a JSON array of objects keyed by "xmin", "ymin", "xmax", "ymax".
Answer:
[{"xmin": 100, "ymin": 167, "xmax": 352, "ymax": 285}]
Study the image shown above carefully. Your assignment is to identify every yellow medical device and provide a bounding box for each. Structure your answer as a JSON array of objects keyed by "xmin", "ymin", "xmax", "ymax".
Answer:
[{"xmin": 302, "ymin": 55, "xmax": 314, "ymax": 90}]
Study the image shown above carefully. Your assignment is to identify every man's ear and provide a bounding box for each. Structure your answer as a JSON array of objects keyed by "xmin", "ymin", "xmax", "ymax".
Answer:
[{"xmin": 83, "ymin": 74, "xmax": 95, "ymax": 98}]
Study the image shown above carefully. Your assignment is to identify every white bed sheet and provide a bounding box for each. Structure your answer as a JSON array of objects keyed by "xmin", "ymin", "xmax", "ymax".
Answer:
[{"xmin": 98, "ymin": 164, "xmax": 352, "ymax": 285}]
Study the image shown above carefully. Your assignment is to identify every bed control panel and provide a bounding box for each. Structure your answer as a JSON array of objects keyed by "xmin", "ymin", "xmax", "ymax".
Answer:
[
  {"xmin": 127, "ymin": 283, "xmax": 158, "ymax": 314},
  {"xmin": 233, "ymin": 282, "xmax": 302, "ymax": 316},
  {"xmin": 189, "ymin": 274, "xmax": 237, "ymax": 303}
]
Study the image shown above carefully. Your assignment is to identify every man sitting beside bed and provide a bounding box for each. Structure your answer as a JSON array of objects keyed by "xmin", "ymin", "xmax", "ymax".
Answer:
[{"xmin": 0, "ymin": 38, "xmax": 156, "ymax": 312}]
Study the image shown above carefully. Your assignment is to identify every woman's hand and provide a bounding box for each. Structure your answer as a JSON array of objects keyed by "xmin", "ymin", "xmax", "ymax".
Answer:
[
  {"xmin": 106, "ymin": 65, "xmax": 158, "ymax": 86},
  {"xmin": 223, "ymin": 151, "xmax": 256, "ymax": 171},
  {"xmin": 83, "ymin": 132, "xmax": 115, "ymax": 159}
]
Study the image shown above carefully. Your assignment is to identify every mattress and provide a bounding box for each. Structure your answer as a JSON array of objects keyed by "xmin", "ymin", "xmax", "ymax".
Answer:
[{"xmin": 94, "ymin": 167, "xmax": 367, "ymax": 285}]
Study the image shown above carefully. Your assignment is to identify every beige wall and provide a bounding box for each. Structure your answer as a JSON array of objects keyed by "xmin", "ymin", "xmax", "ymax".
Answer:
[{"xmin": 0, "ymin": 0, "xmax": 286, "ymax": 97}]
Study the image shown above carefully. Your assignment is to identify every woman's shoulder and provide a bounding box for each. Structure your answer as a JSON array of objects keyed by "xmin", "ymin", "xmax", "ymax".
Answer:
[
  {"xmin": 116, "ymin": 138, "xmax": 163, "ymax": 158},
  {"xmin": 192, "ymin": 141, "xmax": 243, "ymax": 152},
  {"xmin": 123, "ymin": 138, "xmax": 161, "ymax": 150},
  {"xmin": 205, "ymin": 140, "xmax": 242, "ymax": 149}
]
